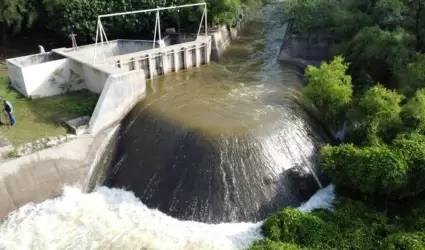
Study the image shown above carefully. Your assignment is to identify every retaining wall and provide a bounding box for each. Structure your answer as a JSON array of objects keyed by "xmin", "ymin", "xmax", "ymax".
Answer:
[
  {"xmin": 88, "ymin": 70, "xmax": 146, "ymax": 135},
  {"xmin": 210, "ymin": 25, "xmax": 241, "ymax": 61},
  {"xmin": 278, "ymin": 23, "xmax": 333, "ymax": 68},
  {"xmin": 0, "ymin": 126, "xmax": 119, "ymax": 220}
]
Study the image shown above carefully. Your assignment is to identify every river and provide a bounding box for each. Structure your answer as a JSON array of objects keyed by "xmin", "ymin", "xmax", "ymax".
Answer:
[{"xmin": 0, "ymin": 2, "xmax": 334, "ymax": 250}]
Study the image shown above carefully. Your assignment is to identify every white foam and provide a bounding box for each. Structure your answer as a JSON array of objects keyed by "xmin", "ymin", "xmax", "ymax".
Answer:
[{"xmin": 0, "ymin": 185, "xmax": 334, "ymax": 250}]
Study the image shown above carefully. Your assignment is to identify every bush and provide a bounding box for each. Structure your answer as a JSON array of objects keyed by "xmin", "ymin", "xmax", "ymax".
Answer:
[
  {"xmin": 250, "ymin": 239, "xmax": 305, "ymax": 250},
  {"xmin": 302, "ymin": 56, "xmax": 353, "ymax": 130},
  {"xmin": 320, "ymin": 143, "xmax": 408, "ymax": 199},
  {"xmin": 383, "ymin": 232, "xmax": 425, "ymax": 250},
  {"xmin": 352, "ymin": 84, "xmax": 404, "ymax": 144},
  {"xmin": 401, "ymin": 89, "xmax": 425, "ymax": 132},
  {"xmin": 257, "ymin": 199, "xmax": 389, "ymax": 250},
  {"xmin": 391, "ymin": 133, "xmax": 425, "ymax": 196}
]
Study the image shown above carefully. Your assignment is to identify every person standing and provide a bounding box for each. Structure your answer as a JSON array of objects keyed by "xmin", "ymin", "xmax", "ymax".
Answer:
[{"xmin": 3, "ymin": 99, "xmax": 16, "ymax": 127}]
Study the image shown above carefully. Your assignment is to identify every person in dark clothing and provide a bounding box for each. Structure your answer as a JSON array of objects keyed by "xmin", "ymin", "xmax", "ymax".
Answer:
[{"xmin": 3, "ymin": 99, "xmax": 16, "ymax": 127}]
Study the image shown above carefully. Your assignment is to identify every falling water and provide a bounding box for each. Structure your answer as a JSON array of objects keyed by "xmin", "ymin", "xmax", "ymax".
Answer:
[
  {"xmin": 0, "ymin": 185, "xmax": 335, "ymax": 250},
  {"xmin": 103, "ymin": 3, "xmax": 330, "ymax": 223}
]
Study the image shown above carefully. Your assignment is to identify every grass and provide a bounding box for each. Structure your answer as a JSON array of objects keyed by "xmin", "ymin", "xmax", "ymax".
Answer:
[{"xmin": 0, "ymin": 63, "xmax": 98, "ymax": 146}]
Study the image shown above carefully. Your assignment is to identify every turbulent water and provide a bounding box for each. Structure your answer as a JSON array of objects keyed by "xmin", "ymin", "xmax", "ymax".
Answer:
[
  {"xmin": 104, "ymin": 3, "xmax": 330, "ymax": 223},
  {"xmin": 0, "ymin": 185, "xmax": 335, "ymax": 250}
]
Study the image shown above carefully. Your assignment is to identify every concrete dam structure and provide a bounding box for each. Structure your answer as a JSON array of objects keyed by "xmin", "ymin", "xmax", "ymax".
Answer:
[
  {"xmin": 0, "ymin": 3, "xmax": 331, "ymax": 241},
  {"xmin": 0, "ymin": 4, "xmax": 337, "ymax": 249}
]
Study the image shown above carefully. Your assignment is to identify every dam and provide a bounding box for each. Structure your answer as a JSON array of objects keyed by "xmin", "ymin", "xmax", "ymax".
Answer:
[{"xmin": 0, "ymin": 2, "xmax": 334, "ymax": 249}]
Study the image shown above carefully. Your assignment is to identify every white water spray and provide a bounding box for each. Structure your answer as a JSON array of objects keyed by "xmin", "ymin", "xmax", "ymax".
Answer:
[{"xmin": 0, "ymin": 185, "xmax": 334, "ymax": 250}]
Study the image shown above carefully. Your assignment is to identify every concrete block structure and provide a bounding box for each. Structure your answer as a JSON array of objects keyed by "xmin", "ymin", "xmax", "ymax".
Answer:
[{"xmin": 6, "ymin": 36, "xmax": 212, "ymax": 136}]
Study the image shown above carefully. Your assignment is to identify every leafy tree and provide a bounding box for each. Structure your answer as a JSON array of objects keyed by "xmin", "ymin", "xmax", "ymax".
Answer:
[
  {"xmin": 255, "ymin": 199, "xmax": 389, "ymax": 250},
  {"xmin": 320, "ymin": 143, "xmax": 408, "ymax": 198},
  {"xmin": 401, "ymin": 89, "xmax": 425, "ymax": 131},
  {"xmin": 398, "ymin": 54, "xmax": 425, "ymax": 96},
  {"xmin": 372, "ymin": 0, "xmax": 406, "ymax": 29},
  {"xmin": 392, "ymin": 133, "xmax": 425, "ymax": 196},
  {"xmin": 0, "ymin": 0, "xmax": 37, "ymax": 44},
  {"xmin": 250, "ymin": 239, "xmax": 305, "ymax": 250},
  {"xmin": 403, "ymin": 0, "xmax": 425, "ymax": 52},
  {"xmin": 281, "ymin": 0, "xmax": 338, "ymax": 34},
  {"xmin": 352, "ymin": 84, "xmax": 404, "ymax": 144},
  {"xmin": 382, "ymin": 232, "xmax": 425, "ymax": 250},
  {"xmin": 302, "ymin": 56, "xmax": 353, "ymax": 130},
  {"xmin": 338, "ymin": 26, "xmax": 414, "ymax": 88}
]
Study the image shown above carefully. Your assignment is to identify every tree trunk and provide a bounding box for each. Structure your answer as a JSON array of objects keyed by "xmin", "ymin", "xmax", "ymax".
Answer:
[
  {"xmin": 0, "ymin": 22, "xmax": 9, "ymax": 46},
  {"xmin": 414, "ymin": 1, "xmax": 424, "ymax": 52}
]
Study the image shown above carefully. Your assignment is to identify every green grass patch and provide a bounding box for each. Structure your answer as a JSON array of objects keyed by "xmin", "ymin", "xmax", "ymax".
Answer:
[{"xmin": 0, "ymin": 73, "xmax": 98, "ymax": 146}]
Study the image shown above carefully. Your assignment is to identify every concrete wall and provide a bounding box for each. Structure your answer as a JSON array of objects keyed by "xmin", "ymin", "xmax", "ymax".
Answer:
[
  {"xmin": 279, "ymin": 24, "xmax": 333, "ymax": 68},
  {"xmin": 6, "ymin": 57, "xmax": 88, "ymax": 98},
  {"xmin": 0, "ymin": 126, "xmax": 120, "ymax": 220},
  {"xmin": 23, "ymin": 59, "xmax": 88, "ymax": 98},
  {"xmin": 88, "ymin": 70, "xmax": 146, "ymax": 135},
  {"xmin": 210, "ymin": 25, "xmax": 241, "ymax": 61},
  {"xmin": 6, "ymin": 60, "xmax": 28, "ymax": 97},
  {"xmin": 73, "ymin": 61, "xmax": 110, "ymax": 94}
]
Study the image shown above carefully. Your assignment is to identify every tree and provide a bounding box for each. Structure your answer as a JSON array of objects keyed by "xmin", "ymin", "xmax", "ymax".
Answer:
[
  {"xmin": 338, "ymin": 26, "xmax": 414, "ymax": 88},
  {"xmin": 320, "ymin": 143, "xmax": 408, "ymax": 199},
  {"xmin": 0, "ymin": 0, "xmax": 37, "ymax": 44},
  {"xmin": 401, "ymin": 89, "xmax": 425, "ymax": 132},
  {"xmin": 302, "ymin": 56, "xmax": 353, "ymax": 130},
  {"xmin": 392, "ymin": 133, "xmax": 425, "ymax": 196},
  {"xmin": 398, "ymin": 54, "xmax": 425, "ymax": 96},
  {"xmin": 281, "ymin": 0, "xmax": 338, "ymax": 34},
  {"xmin": 372, "ymin": 0, "xmax": 406, "ymax": 29},
  {"xmin": 383, "ymin": 232, "xmax": 425, "ymax": 250},
  {"xmin": 403, "ymin": 0, "xmax": 425, "ymax": 52},
  {"xmin": 352, "ymin": 84, "xmax": 404, "ymax": 144}
]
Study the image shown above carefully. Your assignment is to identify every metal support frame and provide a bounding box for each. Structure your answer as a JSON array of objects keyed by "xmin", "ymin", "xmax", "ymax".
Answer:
[{"xmin": 93, "ymin": 2, "xmax": 208, "ymax": 65}]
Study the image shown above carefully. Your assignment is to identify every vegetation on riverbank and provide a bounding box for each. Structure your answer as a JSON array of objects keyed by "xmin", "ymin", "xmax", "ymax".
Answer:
[
  {"xmin": 0, "ymin": 66, "xmax": 97, "ymax": 145},
  {"xmin": 252, "ymin": 0, "xmax": 425, "ymax": 249},
  {"xmin": 0, "ymin": 0, "xmax": 264, "ymax": 45}
]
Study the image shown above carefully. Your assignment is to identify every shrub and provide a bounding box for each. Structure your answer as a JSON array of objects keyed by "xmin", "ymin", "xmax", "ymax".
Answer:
[
  {"xmin": 382, "ymin": 232, "xmax": 425, "ymax": 250},
  {"xmin": 302, "ymin": 56, "xmax": 353, "ymax": 130},
  {"xmin": 401, "ymin": 89, "xmax": 425, "ymax": 133},
  {"xmin": 250, "ymin": 239, "xmax": 305, "ymax": 250},
  {"xmin": 320, "ymin": 143, "xmax": 408, "ymax": 199},
  {"xmin": 258, "ymin": 199, "xmax": 388, "ymax": 250}
]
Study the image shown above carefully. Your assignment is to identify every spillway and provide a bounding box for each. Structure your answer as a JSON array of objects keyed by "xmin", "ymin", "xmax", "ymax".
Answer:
[
  {"xmin": 0, "ymin": 3, "xmax": 335, "ymax": 249},
  {"xmin": 102, "ymin": 3, "xmax": 331, "ymax": 223}
]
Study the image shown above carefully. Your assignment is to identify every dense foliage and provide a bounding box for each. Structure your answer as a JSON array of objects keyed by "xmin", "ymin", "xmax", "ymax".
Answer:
[
  {"xmin": 253, "ymin": 0, "xmax": 425, "ymax": 249},
  {"xmin": 302, "ymin": 56, "xmax": 352, "ymax": 130},
  {"xmin": 252, "ymin": 198, "xmax": 425, "ymax": 250},
  {"xmin": 0, "ymin": 0, "xmax": 262, "ymax": 43}
]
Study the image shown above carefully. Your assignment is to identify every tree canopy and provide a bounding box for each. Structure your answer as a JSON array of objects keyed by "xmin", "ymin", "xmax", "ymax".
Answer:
[{"xmin": 302, "ymin": 56, "xmax": 352, "ymax": 130}]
